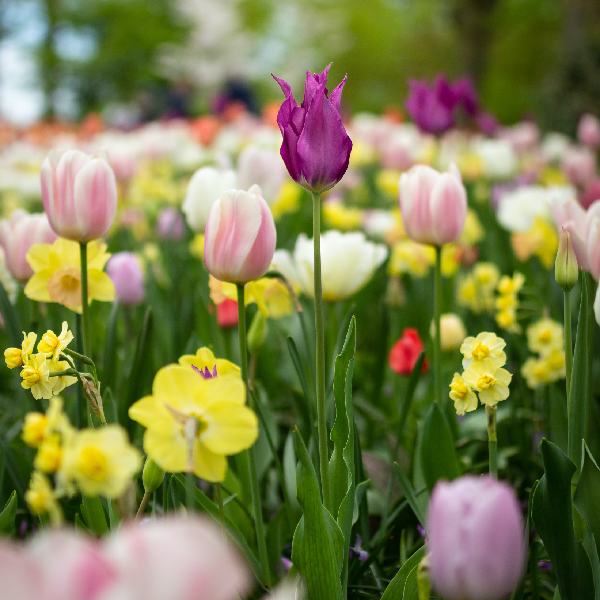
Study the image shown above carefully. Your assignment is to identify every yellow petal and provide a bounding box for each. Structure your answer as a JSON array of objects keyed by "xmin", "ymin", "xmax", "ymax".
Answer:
[
  {"xmin": 24, "ymin": 273, "xmax": 52, "ymax": 303},
  {"xmin": 129, "ymin": 396, "xmax": 172, "ymax": 429},
  {"xmin": 88, "ymin": 271, "xmax": 116, "ymax": 302},
  {"xmin": 144, "ymin": 427, "xmax": 187, "ymax": 473},
  {"xmin": 87, "ymin": 241, "xmax": 110, "ymax": 270},
  {"xmin": 153, "ymin": 365, "xmax": 202, "ymax": 410},
  {"xmin": 26, "ymin": 244, "xmax": 53, "ymax": 272},
  {"xmin": 53, "ymin": 238, "xmax": 80, "ymax": 268},
  {"xmin": 192, "ymin": 442, "xmax": 227, "ymax": 482},
  {"xmin": 202, "ymin": 401, "xmax": 258, "ymax": 455}
]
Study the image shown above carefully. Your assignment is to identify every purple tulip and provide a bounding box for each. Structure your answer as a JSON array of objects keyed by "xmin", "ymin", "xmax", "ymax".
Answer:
[
  {"xmin": 428, "ymin": 476, "xmax": 525, "ymax": 600},
  {"xmin": 107, "ymin": 252, "xmax": 145, "ymax": 307},
  {"xmin": 156, "ymin": 207, "xmax": 185, "ymax": 241},
  {"xmin": 452, "ymin": 77, "xmax": 479, "ymax": 117},
  {"xmin": 405, "ymin": 77, "xmax": 455, "ymax": 135},
  {"xmin": 272, "ymin": 64, "xmax": 352, "ymax": 194}
]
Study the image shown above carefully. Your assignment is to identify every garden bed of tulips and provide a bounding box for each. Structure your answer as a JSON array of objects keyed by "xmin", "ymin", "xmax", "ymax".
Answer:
[{"xmin": 0, "ymin": 67, "xmax": 600, "ymax": 600}]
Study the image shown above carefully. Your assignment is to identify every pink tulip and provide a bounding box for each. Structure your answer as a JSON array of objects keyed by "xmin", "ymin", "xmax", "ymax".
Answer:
[
  {"xmin": 561, "ymin": 145, "xmax": 597, "ymax": 188},
  {"xmin": 28, "ymin": 531, "xmax": 118, "ymax": 600},
  {"xmin": 578, "ymin": 113, "xmax": 600, "ymax": 148},
  {"xmin": 106, "ymin": 252, "xmax": 145, "ymax": 306},
  {"xmin": 156, "ymin": 207, "xmax": 185, "ymax": 240},
  {"xmin": 204, "ymin": 185, "xmax": 276, "ymax": 284},
  {"xmin": 399, "ymin": 163, "xmax": 467, "ymax": 246},
  {"xmin": 0, "ymin": 209, "xmax": 57, "ymax": 281},
  {"xmin": 41, "ymin": 149, "xmax": 118, "ymax": 242},
  {"xmin": 0, "ymin": 543, "xmax": 44, "ymax": 600},
  {"xmin": 104, "ymin": 517, "xmax": 251, "ymax": 600},
  {"xmin": 586, "ymin": 204, "xmax": 600, "ymax": 281},
  {"xmin": 428, "ymin": 476, "xmax": 525, "ymax": 600}
]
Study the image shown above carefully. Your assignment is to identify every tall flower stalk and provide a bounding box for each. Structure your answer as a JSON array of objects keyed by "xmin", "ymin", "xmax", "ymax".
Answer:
[
  {"xmin": 237, "ymin": 283, "xmax": 271, "ymax": 586},
  {"xmin": 79, "ymin": 242, "xmax": 90, "ymax": 357},
  {"xmin": 433, "ymin": 246, "xmax": 442, "ymax": 405}
]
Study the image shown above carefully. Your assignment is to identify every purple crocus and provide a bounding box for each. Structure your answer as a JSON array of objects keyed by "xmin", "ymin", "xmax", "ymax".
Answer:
[{"xmin": 272, "ymin": 65, "xmax": 353, "ymax": 194}]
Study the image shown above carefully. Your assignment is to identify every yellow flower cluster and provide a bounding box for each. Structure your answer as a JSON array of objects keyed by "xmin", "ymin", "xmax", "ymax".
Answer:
[
  {"xmin": 456, "ymin": 262, "xmax": 500, "ymax": 313},
  {"xmin": 129, "ymin": 348, "xmax": 258, "ymax": 482},
  {"xmin": 22, "ymin": 397, "xmax": 141, "ymax": 524},
  {"xmin": 511, "ymin": 216, "xmax": 559, "ymax": 269},
  {"xmin": 4, "ymin": 323, "xmax": 77, "ymax": 400},
  {"xmin": 495, "ymin": 272, "xmax": 525, "ymax": 333},
  {"xmin": 449, "ymin": 332, "xmax": 512, "ymax": 416},
  {"xmin": 521, "ymin": 318, "xmax": 566, "ymax": 388},
  {"xmin": 24, "ymin": 238, "xmax": 115, "ymax": 313}
]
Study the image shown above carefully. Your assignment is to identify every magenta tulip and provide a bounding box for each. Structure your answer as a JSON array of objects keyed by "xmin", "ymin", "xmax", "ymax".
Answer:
[
  {"xmin": 106, "ymin": 252, "xmax": 145, "ymax": 306},
  {"xmin": 0, "ymin": 209, "xmax": 57, "ymax": 281},
  {"xmin": 428, "ymin": 476, "xmax": 525, "ymax": 600},
  {"xmin": 578, "ymin": 113, "xmax": 600, "ymax": 148},
  {"xmin": 204, "ymin": 185, "xmax": 276, "ymax": 284},
  {"xmin": 273, "ymin": 64, "xmax": 352, "ymax": 194},
  {"xmin": 41, "ymin": 149, "xmax": 118, "ymax": 242},
  {"xmin": 399, "ymin": 163, "xmax": 467, "ymax": 246}
]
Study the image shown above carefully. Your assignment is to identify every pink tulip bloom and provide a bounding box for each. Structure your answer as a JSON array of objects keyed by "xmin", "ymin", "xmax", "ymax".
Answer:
[
  {"xmin": 106, "ymin": 252, "xmax": 145, "ymax": 306},
  {"xmin": 428, "ymin": 476, "xmax": 525, "ymax": 600},
  {"xmin": 561, "ymin": 145, "xmax": 597, "ymax": 188},
  {"xmin": 156, "ymin": 207, "xmax": 185, "ymax": 241},
  {"xmin": 104, "ymin": 517, "xmax": 251, "ymax": 600},
  {"xmin": 0, "ymin": 209, "xmax": 57, "ymax": 281},
  {"xmin": 204, "ymin": 185, "xmax": 276, "ymax": 284},
  {"xmin": 0, "ymin": 543, "xmax": 44, "ymax": 600},
  {"xmin": 399, "ymin": 163, "xmax": 467, "ymax": 246},
  {"xmin": 578, "ymin": 113, "xmax": 600, "ymax": 148},
  {"xmin": 41, "ymin": 149, "xmax": 118, "ymax": 242}
]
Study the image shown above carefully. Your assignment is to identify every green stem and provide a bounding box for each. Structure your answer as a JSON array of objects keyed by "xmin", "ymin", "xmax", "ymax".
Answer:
[
  {"xmin": 486, "ymin": 405, "xmax": 498, "ymax": 478},
  {"xmin": 312, "ymin": 191, "xmax": 331, "ymax": 513},
  {"xmin": 433, "ymin": 246, "xmax": 442, "ymax": 406},
  {"xmin": 186, "ymin": 472, "xmax": 195, "ymax": 512},
  {"xmin": 237, "ymin": 284, "xmax": 271, "ymax": 587},
  {"xmin": 79, "ymin": 242, "xmax": 90, "ymax": 357},
  {"xmin": 135, "ymin": 491, "xmax": 151, "ymax": 521},
  {"xmin": 564, "ymin": 289, "xmax": 573, "ymax": 410}
]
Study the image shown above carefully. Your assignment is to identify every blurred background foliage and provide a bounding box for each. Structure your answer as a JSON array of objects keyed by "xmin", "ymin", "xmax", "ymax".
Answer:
[{"xmin": 1, "ymin": 0, "xmax": 600, "ymax": 132}]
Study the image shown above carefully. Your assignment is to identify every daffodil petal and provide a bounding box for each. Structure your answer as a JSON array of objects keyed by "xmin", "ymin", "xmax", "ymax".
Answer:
[
  {"xmin": 192, "ymin": 443, "xmax": 227, "ymax": 482},
  {"xmin": 88, "ymin": 270, "xmax": 116, "ymax": 302},
  {"xmin": 202, "ymin": 402, "xmax": 258, "ymax": 455},
  {"xmin": 24, "ymin": 274, "xmax": 52, "ymax": 302}
]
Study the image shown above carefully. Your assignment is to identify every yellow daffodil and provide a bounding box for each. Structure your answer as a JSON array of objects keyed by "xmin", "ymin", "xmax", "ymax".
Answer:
[
  {"xmin": 4, "ymin": 331, "xmax": 36, "ymax": 369},
  {"xmin": 497, "ymin": 272, "xmax": 525, "ymax": 296},
  {"xmin": 459, "ymin": 209, "xmax": 484, "ymax": 246},
  {"xmin": 460, "ymin": 332, "xmax": 507, "ymax": 371},
  {"xmin": 527, "ymin": 318, "xmax": 563, "ymax": 356},
  {"xmin": 22, "ymin": 412, "xmax": 48, "ymax": 447},
  {"xmin": 511, "ymin": 217, "xmax": 558, "ymax": 269},
  {"xmin": 496, "ymin": 308, "xmax": 520, "ymax": 333},
  {"xmin": 376, "ymin": 169, "xmax": 402, "ymax": 198},
  {"xmin": 271, "ymin": 180, "xmax": 301, "ymax": 219},
  {"xmin": 189, "ymin": 234, "xmax": 205, "ymax": 260},
  {"xmin": 323, "ymin": 202, "xmax": 363, "ymax": 230},
  {"xmin": 129, "ymin": 364, "xmax": 258, "ymax": 482},
  {"xmin": 463, "ymin": 362, "xmax": 512, "ymax": 407},
  {"xmin": 37, "ymin": 321, "xmax": 74, "ymax": 360},
  {"xmin": 24, "ymin": 238, "xmax": 115, "ymax": 313},
  {"xmin": 521, "ymin": 357, "xmax": 552, "ymax": 389},
  {"xmin": 178, "ymin": 347, "xmax": 240, "ymax": 379},
  {"xmin": 441, "ymin": 244, "xmax": 461, "ymax": 277},
  {"xmin": 544, "ymin": 349, "xmax": 566, "ymax": 381},
  {"xmin": 25, "ymin": 471, "xmax": 62, "ymax": 526},
  {"xmin": 209, "ymin": 274, "xmax": 293, "ymax": 319},
  {"xmin": 388, "ymin": 240, "xmax": 434, "ymax": 278},
  {"xmin": 47, "ymin": 358, "xmax": 78, "ymax": 395},
  {"xmin": 58, "ymin": 425, "xmax": 142, "ymax": 498},
  {"xmin": 35, "ymin": 434, "xmax": 62, "ymax": 473},
  {"xmin": 449, "ymin": 373, "xmax": 478, "ymax": 415},
  {"xmin": 473, "ymin": 262, "xmax": 500, "ymax": 293},
  {"xmin": 20, "ymin": 353, "xmax": 53, "ymax": 400}
]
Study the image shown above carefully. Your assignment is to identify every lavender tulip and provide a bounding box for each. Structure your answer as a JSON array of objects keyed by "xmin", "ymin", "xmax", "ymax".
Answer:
[
  {"xmin": 273, "ymin": 64, "xmax": 352, "ymax": 194},
  {"xmin": 428, "ymin": 476, "xmax": 525, "ymax": 600}
]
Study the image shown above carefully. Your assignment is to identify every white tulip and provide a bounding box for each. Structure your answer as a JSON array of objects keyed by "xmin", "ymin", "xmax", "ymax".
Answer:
[
  {"xmin": 272, "ymin": 231, "xmax": 388, "ymax": 301},
  {"xmin": 182, "ymin": 167, "xmax": 237, "ymax": 232},
  {"xmin": 237, "ymin": 145, "xmax": 287, "ymax": 205}
]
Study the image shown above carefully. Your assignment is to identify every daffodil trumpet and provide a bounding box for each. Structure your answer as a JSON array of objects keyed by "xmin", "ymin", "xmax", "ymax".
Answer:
[{"xmin": 236, "ymin": 282, "xmax": 271, "ymax": 587}]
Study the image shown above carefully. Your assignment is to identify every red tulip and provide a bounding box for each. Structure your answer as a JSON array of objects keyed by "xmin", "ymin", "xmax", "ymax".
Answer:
[{"xmin": 389, "ymin": 328, "xmax": 428, "ymax": 376}]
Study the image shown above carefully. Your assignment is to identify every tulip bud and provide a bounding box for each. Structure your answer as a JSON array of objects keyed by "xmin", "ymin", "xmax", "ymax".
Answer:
[
  {"xmin": 0, "ymin": 210, "xmax": 58, "ymax": 281},
  {"xmin": 555, "ymin": 229, "xmax": 578, "ymax": 291},
  {"xmin": 156, "ymin": 207, "xmax": 185, "ymax": 241},
  {"xmin": 399, "ymin": 164, "xmax": 467, "ymax": 247},
  {"xmin": 428, "ymin": 476, "xmax": 525, "ymax": 600},
  {"xmin": 273, "ymin": 64, "xmax": 353, "ymax": 194},
  {"xmin": 430, "ymin": 313, "xmax": 467, "ymax": 352},
  {"xmin": 247, "ymin": 311, "xmax": 268, "ymax": 355},
  {"xmin": 204, "ymin": 186, "xmax": 276, "ymax": 284},
  {"xmin": 41, "ymin": 149, "xmax": 117, "ymax": 242},
  {"xmin": 106, "ymin": 252, "xmax": 145, "ymax": 307},
  {"xmin": 142, "ymin": 457, "xmax": 165, "ymax": 495}
]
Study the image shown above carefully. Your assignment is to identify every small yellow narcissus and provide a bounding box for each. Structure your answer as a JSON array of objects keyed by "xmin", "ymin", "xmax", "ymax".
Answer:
[
  {"xmin": 449, "ymin": 373, "xmax": 478, "ymax": 415},
  {"xmin": 4, "ymin": 331, "xmax": 36, "ymax": 369},
  {"xmin": 22, "ymin": 412, "xmax": 48, "ymax": 447},
  {"xmin": 20, "ymin": 353, "xmax": 53, "ymax": 400},
  {"xmin": 37, "ymin": 321, "xmax": 73, "ymax": 360},
  {"xmin": 129, "ymin": 362, "xmax": 258, "ymax": 482},
  {"xmin": 460, "ymin": 332, "xmax": 507, "ymax": 371},
  {"xmin": 26, "ymin": 471, "xmax": 62, "ymax": 526},
  {"xmin": 463, "ymin": 362, "xmax": 512, "ymax": 407}
]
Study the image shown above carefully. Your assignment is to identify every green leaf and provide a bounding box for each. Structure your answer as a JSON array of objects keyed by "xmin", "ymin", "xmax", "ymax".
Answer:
[
  {"xmin": 380, "ymin": 546, "xmax": 426, "ymax": 600},
  {"xmin": 102, "ymin": 299, "xmax": 120, "ymax": 394},
  {"xmin": 172, "ymin": 474, "xmax": 263, "ymax": 582},
  {"xmin": 511, "ymin": 480, "xmax": 538, "ymax": 600},
  {"xmin": 575, "ymin": 443, "xmax": 600, "ymax": 558},
  {"xmin": 532, "ymin": 438, "xmax": 594, "ymax": 600},
  {"xmin": 292, "ymin": 429, "xmax": 344, "ymax": 600},
  {"xmin": 420, "ymin": 403, "xmax": 461, "ymax": 492},
  {"xmin": 0, "ymin": 280, "xmax": 22, "ymax": 347},
  {"xmin": 0, "ymin": 491, "xmax": 17, "ymax": 536},
  {"xmin": 397, "ymin": 352, "xmax": 426, "ymax": 447},
  {"xmin": 393, "ymin": 463, "xmax": 426, "ymax": 527},
  {"xmin": 122, "ymin": 307, "xmax": 153, "ymax": 424},
  {"xmin": 569, "ymin": 272, "xmax": 590, "ymax": 471},
  {"xmin": 583, "ymin": 529, "xmax": 600, "ymax": 600},
  {"xmin": 287, "ymin": 336, "xmax": 315, "ymax": 439},
  {"xmin": 80, "ymin": 495, "xmax": 109, "ymax": 535}
]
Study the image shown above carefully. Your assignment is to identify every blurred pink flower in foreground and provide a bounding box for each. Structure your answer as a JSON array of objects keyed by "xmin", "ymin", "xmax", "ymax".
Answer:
[
  {"xmin": 0, "ymin": 209, "xmax": 57, "ymax": 281},
  {"xmin": 0, "ymin": 516, "xmax": 250, "ymax": 600},
  {"xmin": 107, "ymin": 252, "xmax": 145, "ymax": 307},
  {"xmin": 578, "ymin": 113, "xmax": 600, "ymax": 148}
]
